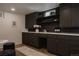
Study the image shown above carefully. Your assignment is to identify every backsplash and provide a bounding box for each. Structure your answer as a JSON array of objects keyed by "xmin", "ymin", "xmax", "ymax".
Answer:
[{"xmin": 41, "ymin": 23, "xmax": 59, "ymax": 32}]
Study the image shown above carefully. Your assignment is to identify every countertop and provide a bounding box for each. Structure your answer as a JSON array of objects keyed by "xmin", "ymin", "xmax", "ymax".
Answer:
[{"xmin": 23, "ymin": 31, "xmax": 79, "ymax": 36}]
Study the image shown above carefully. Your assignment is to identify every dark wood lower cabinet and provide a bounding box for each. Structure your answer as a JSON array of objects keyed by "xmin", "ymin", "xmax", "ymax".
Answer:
[
  {"xmin": 22, "ymin": 32, "xmax": 79, "ymax": 56},
  {"xmin": 22, "ymin": 33, "xmax": 47, "ymax": 48},
  {"xmin": 47, "ymin": 38, "xmax": 57, "ymax": 54},
  {"xmin": 68, "ymin": 37, "xmax": 79, "ymax": 55},
  {"xmin": 56, "ymin": 39, "xmax": 70, "ymax": 56},
  {"xmin": 47, "ymin": 38, "xmax": 70, "ymax": 56},
  {"xmin": 47, "ymin": 38, "xmax": 69, "ymax": 56},
  {"xmin": 47, "ymin": 36, "xmax": 79, "ymax": 56}
]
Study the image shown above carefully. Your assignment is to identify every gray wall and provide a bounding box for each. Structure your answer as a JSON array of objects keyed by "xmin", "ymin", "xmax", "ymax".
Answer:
[{"xmin": 0, "ymin": 12, "xmax": 25, "ymax": 45}]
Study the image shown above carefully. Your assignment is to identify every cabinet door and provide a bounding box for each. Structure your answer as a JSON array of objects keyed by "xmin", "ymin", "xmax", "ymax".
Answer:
[
  {"xmin": 47, "ymin": 38, "xmax": 57, "ymax": 54},
  {"xmin": 25, "ymin": 12, "xmax": 39, "ymax": 28},
  {"xmin": 22, "ymin": 34, "xmax": 27, "ymax": 44},
  {"xmin": 71, "ymin": 7, "xmax": 79, "ymax": 27},
  {"xmin": 25, "ymin": 15, "xmax": 30, "ymax": 28},
  {"xmin": 25, "ymin": 33, "xmax": 42, "ymax": 48},
  {"xmin": 56, "ymin": 39, "xmax": 70, "ymax": 56},
  {"xmin": 68, "ymin": 36, "xmax": 79, "ymax": 55},
  {"xmin": 29, "ymin": 13, "xmax": 36, "ymax": 28},
  {"xmin": 25, "ymin": 14, "xmax": 34, "ymax": 28},
  {"xmin": 32, "ymin": 37, "xmax": 40, "ymax": 48},
  {"xmin": 60, "ymin": 5, "xmax": 72, "ymax": 27},
  {"xmin": 22, "ymin": 33, "xmax": 33, "ymax": 45}
]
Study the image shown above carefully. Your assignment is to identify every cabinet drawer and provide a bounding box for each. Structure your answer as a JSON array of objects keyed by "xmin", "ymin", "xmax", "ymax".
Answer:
[
  {"xmin": 56, "ymin": 35, "xmax": 71, "ymax": 39},
  {"xmin": 48, "ymin": 35, "xmax": 56, "ymax": 38},
  {"xmin": 56, "ymin": 35, "xmax": 65, "ymax": 39}
]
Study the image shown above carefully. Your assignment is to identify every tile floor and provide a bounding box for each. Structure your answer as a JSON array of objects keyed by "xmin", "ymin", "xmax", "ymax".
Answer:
[{"xmin": 16, "ymin": 44, "xmax": 56, "ymax": 56}]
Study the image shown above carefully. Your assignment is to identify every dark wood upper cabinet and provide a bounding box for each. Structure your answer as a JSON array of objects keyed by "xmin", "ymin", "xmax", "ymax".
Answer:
[
  {"xmin": 25, "ymin": 12, "xmax": 42, "ymax": 28},
  {"xmin": 60, "ymin": 6, "xmax": 71, "ymax": 27},
  {"xmin": 71, "ymin": 7, "xmax": 79, "ymax": 27},
  {"xmin": 25, "ymin": 8, "xmax": 59, "ymax": 32},
  {"xmin": 59, "ymin": 4, "xmax": 72, "ymax": 27},
  {"xmin": 60, "ymin": 3, "xmax": 79, "ymax": 28}
]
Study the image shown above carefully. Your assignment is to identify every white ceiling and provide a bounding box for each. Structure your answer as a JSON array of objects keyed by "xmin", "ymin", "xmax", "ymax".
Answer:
[{"xmin": 0, "ymin": 3, "xmax": 59, "ymax": 15}]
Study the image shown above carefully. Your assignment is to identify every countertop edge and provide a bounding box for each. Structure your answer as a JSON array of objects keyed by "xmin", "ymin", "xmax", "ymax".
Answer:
[{"xmin": 22, "ymin": 32, "xmax": 79, "ymax": 36}]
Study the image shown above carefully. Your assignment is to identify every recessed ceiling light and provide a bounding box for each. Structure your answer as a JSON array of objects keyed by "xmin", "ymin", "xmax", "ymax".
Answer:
[{"xmin": 11, "ymin": 8, "xmax": 15, "ymax": 11}]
